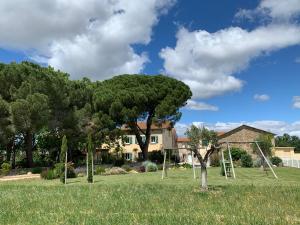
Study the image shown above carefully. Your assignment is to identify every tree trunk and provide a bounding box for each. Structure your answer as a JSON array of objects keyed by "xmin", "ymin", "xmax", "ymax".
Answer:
[
  {"xmin": 24, "ymin": 131, "xmax": 34, "ymax": 168},
  {"xmin": 200, "ymin": 162, "xmax": 208, "ymax": 191},
  {"xmin": 12, "ymin": 148, "xmax": 16, "ymax": 169},
  {"xmin": 5, "ymin": 140, "xmax": 14, "ymax": 163}
]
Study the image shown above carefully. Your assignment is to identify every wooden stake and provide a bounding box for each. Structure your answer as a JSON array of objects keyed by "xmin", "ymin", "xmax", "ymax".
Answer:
[
  {"xmin": 161, "ymin": 149, "xmax": 167, "ymax": 179},
  {"xmin": 64, "ymin": 150, "xmax": 67, "ymax": 185}
]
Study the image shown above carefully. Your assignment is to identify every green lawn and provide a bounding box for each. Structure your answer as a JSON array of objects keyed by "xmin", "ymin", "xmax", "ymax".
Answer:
[{"xmin": 0, "ymin": 167, "xmax": 300, "ymax": 225}]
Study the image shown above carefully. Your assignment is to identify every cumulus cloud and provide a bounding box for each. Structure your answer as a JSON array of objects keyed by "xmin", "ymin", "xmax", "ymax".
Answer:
[
  {"xmin": 0, "ymin": 0, "xmax": 174, "ymax": 80},
  {"xmin": 160, "ymin": 0, "xmax": 300, "ymax": 99},
  {"xmin": 175, "ymin": 120, "xmax": 300, "ymax": 137},
  {"xmin": 236, "ymin": 0, "xmax": 300, "ymax": 22},
  {"xmin": 185, "ymin": 100, "xmax": 218, "ymax": 111},
  {"xmin": 254, "ymin": 94, "xmax": 270, "ymax": 101},
  {"xmin": 293, "ymin": 96, "xmax": 300, "ymax": 108}
]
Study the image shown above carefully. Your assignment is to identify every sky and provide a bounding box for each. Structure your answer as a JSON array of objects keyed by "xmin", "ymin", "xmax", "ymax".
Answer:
[{"xmin": 0, "ymin": 0, "xmax": 299, "ymax": 136}]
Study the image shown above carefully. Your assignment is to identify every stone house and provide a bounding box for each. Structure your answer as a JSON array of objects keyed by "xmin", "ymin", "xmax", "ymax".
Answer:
[{"xmin": 218, "ymin": 125, "xmax": 275, "ymax": 157}]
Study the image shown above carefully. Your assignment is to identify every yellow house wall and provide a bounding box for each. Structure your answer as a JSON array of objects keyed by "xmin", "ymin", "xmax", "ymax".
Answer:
[{"xmin": 274, "ymin": 147, "xmax": 300, "ymax": 160}]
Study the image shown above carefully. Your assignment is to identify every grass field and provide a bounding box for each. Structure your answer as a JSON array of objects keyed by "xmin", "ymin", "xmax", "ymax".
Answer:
[{"xmin": 0, "ymin": 167, "xmax": 299, "ymax": 225}]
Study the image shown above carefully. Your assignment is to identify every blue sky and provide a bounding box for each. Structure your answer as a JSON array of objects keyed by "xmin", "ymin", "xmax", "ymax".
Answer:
[{"xmin": 0, "ymin": 0, "xmax": 299, "ymax": 136}]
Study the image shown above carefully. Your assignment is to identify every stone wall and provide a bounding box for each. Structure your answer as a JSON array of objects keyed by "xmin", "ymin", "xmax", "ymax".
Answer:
[{"xmin": 219, "ymin": 128, "xmax": 275, "ymax": 157}]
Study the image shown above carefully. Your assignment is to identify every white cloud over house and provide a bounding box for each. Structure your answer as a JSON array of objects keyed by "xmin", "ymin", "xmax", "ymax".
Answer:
[{"xmin": 0, "ymin": 0, "xmax": 175, "ymax": 80}]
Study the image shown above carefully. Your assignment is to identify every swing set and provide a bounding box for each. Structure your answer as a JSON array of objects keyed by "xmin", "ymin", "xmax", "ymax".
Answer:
[{"xmin": 161, "ymin": 141, "xmax": 278, "ymax": 180}]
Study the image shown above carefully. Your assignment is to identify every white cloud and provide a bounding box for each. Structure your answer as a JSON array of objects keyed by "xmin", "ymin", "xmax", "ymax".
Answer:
[
  {"xmin": 160, "ymin": 0, "xmax": 300, "ymax": 99},
  {"xmin": 185, "ymin": 100, "xmax": 218, "ymax": 111},
  {"xmin": 236, "ymin": 0, "xmax": 300, "ymax": 22},
  {"xmin": 0, "ymin": 0, "xmax": 174, "ymax": 80},
  {"xmin": 295, "ymin": 57, "xmax": 300, "ymax": 63},
  {"xmin": 175, "ymin": 120, "xmax": 300, "ymax": 137},
  {"xmin": 293, "ymin": 96, "xmax": 300, "ymax": 108},
  {"xmin": 254, "ymin": 94, "xmax": 270, "ymax": 101}
]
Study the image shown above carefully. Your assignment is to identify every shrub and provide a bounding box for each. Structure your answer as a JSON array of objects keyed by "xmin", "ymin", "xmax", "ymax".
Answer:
[
  {"xmin": 104, "ymin": 167, "xmax": 127, "ymax": 175},
  {"xmin": 241, "ymin": 154, "xmax": 253, "ymax": 167},
  {"xmin": 148, "ymin": 150, "xmax": 164, "ymax": 163},
  {"xmin": 270, "ymin": 156, "xmax": 282, "ymax": 166},
  {"xmin": 138, "ymin": 166, "xmax": 145, "ymax": 173},
  {"xmin": 121, "ymin": 164, "xmax": 132, "ymax": 172},
  {"xmin": 181, "ymin": 163, "xmax": 192, "ymax": 169},
  {"xmin": 95, "ymin": 166, "xmax": 106, "ymax": 175},
  {"xmin": 114, "ymin": 158, "xmax": 125, "ymax": 167},
  {"xmin": 1, "ymin": 162, "xmax": 11, "ymax": 175},
  {"xmin": 224, "ymin": 148, "xmax": 247, "ymax": 161},
  {"xmin": 31, "ymin": 167, "xmax": 43, "ymax": 174},
  {"xmin": 253, "ymin": 158, "xmax": 262, "ymax": 167},
  {"xmin": 54, "ymin": 162, "xmax": 76, "ymax": 183},
  {"xmin": 41, "ymin": 170, "xmax": 57, "ymax": 180},
  {"xmin": 142, "ymin": 161, "xmax": 158, "ymax": 172},
  {"xmin": 157, "ymin": 164, "xmax": 163, "ymax": 170}
]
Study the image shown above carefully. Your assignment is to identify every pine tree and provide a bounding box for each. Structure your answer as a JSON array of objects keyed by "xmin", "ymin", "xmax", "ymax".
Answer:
[{"xmin": 87, "ymin": 133, "xmax": 93, "ymax": 183}]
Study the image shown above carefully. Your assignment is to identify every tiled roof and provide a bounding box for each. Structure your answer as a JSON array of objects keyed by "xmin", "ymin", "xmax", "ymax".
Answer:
[{"xmin": 177, "ymin": 137, "xmax": 190, "ymax": 142}]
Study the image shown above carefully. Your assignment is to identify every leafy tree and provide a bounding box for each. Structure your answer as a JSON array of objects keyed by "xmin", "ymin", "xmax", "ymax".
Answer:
[
  {"xmin": 11, "ymin": 93, "xmax": 50, "ymax": 167},
  {"xmin": 87, "ymin": 133, "xmax": 93, "ymax": 183},
  {"xmin": 0, "ymin": 97, "xmax": 15, "ymax": 163},
  {"xmin": 276, "ymin": 133, "xmax": 300, "ymax": 153},
  {"xmin": 94, "ymin": 75, "xmax": 192, "ymax": 160},
  {"xmin": 252, "ymin": 134, "xmax": 273, "ymax": 157},
  {"xmin": 185, "ymin": 125, "xmax": 219, "ymax": 191}
]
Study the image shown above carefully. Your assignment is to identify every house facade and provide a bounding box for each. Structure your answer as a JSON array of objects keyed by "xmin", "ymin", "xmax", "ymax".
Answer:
[
  {"xmin": 218, "ymin": 125, "xmax": 276, "ymax": 157},
  {"xmin": 120, "ymin": 122, "xmax": 177, "ymax": 161}
]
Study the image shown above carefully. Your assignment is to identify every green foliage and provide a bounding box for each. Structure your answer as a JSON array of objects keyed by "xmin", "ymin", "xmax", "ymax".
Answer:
[
  {"xmin": 104, "ymin": 167, "xmax": 128, "ymax": 175},
  {"xmin": 224, "ymin": 147, "xmax": 247, "ymax": 161},
  {"xmin": 209, "ymin": 153, "xmax": 220, "ymax": 167},
  {"xmin": 241, "ymin": 154, "xmax": 253, "ymax": 167},
  {"xmin": 95, "ymin": 166, "xmax": 106, "ymax": 175},
  {"xmin": 1, "ymin": 162, "xmax": 11, "ymax": 175},
  {"xmin": 270, "ymin": 156, "xmax": 282, "ymax": 166},
  {"xmin": 40, "ymin": 170, "xmax": 57, "ymax": 180},
  {"xmin": 93, "ymin": 74, "xmax": 192, "ymax": 159},
  {"xmin": 31, "ymin": 167, "xmax": 43, "ymax": 174},
  {"xmin": 276, "ymin": 133, "xmax": 300, "ymax": 152},
  {"xmin": 181, "ymin": 163, "xmax": 193, "ymax": 169},
  {"xmin": 114, "ymin": 158, "xmax": 125, "ymax": 167},
  {"xmin": 142, "ymin": 161, "xmax": 158, "ymax": 172},
  {"xmin": 252, "ymin": 135, "xmax": 273, "ymax": 157},
  {"xmin": 87, "ymin": 133, "xmax": 93, "ymax": 183},
  {"xmin": 148, "ymin": 150, "xmax": 164, "ymax": 163}
]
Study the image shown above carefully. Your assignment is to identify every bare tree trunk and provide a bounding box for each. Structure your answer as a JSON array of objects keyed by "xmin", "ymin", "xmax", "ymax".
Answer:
[
  {"xmin": 24, "ymin": 131, "xmax": 34, "ymax": 168},
  {"xmin": 200, "ymin": 162, "xmax": 208, "ymax": 191},
  {"xmin": 12, "ymin": 148, "xmax": 16, "ymax": 169}
]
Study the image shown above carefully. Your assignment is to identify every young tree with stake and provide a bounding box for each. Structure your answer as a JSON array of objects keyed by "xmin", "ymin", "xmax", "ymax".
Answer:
[
  {"xmin": 60, "ymin": 135, "xmax": 68, "ymax": 184},
  {"xmin": 87, "ymin": 133, "xmax": 94, "ymax": 183},
  {"xmin": 185, "ymin": 125, "xmax": 219, "ymax": 191}
]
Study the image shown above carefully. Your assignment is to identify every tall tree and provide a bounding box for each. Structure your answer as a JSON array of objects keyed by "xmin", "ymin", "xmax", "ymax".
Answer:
[
  {"xmin": 185, "ymin": 125, "xmax": 219, "ymax": 191},
  {"xmin": 276, "ymin": 133, "xmax": 300, "ymax": 153},
  {"xmin": 11, "ymin": 93, "xmax": 50, "ymax": 167},
  {"xmin": 94, "ymin": 75, "xmax": 192, "ymax": 160}
]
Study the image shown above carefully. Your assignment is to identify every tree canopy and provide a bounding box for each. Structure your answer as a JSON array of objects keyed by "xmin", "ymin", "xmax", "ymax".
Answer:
[
  {"xmin": 276, "ymin": 133, "xmax": 300, "ymax": 153},
  {"xmin": 93, "ymin": 74, "xmax": 192, "ymax": 159}
]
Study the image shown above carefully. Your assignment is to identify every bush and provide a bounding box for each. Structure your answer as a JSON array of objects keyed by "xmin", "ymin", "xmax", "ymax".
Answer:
[
  {"xmin": 138, "ymin": 166, "xmax": 145, "ymax": 173},
  {"xmin": 142, "ymin": 161, "xmax": 158, "ymax": 172},
  {"xmin": 95, "ymin": 166, "xmax": 106, "ymax": 175},
  {"xmin": 270, "ymin": 156, "xmax": 282, "ymax": 166},
  {"xmin": 1, "ymin": 162, "xmax": 11, "ymax": 175},
  {"xmin": 181, "ymin": 163, "xmax": 192, "ymax": 169},
  {"xmin": 121, "ymin": 164, "xmax": 132, "ymax": 172},
  {"xmin": 31, "ymin": 167, "xmax": 43, "ymax": 174},
  {"xmin": 54, "ymin": 162, "xmax": 77, "ymax": 183},
  {"xmin": 157, "ymin": 164, "xmax": 163, "ymax": 170},
  {"xmin": 224, "ymin": 148, "xmax": 247, "ymax": 161},
  {"xmin": 241, "ymin": 154, "xmax": 253, "ymax": 167},
  {"xmin": 253, "ymin": 158, "xmax": 262, "ymax": 167},
  {"xmin": 148, "ymin": 150, "xmax": 164, "ymax": 163},
  {"xmin": 114, "ymin": 158, "xmax": 125, "ymax": 167},
  {"xmin": 41, "ymin": 170, "xmax": 57, "ymax": 180}
]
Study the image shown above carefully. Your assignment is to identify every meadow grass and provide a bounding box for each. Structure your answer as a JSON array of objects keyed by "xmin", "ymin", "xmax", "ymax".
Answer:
[{"xmin": 0, "ymin": 167, "xmax": 299, "ymax": 225}]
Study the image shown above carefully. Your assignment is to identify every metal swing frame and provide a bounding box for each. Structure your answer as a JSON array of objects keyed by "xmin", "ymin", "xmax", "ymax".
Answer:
[{"xmin": 219, "ymin": 141, "xmax": 278, "ymax": 179}]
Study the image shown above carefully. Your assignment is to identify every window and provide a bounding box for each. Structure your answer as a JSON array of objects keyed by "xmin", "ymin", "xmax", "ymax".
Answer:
[
  {"xmin": 151, "ymin": 136, "xmax": 158, "ymax": 144},
  {"xmin": 125, "ymin": 153, "xmax": 132, "ymax": 161},
  {"xmin": 124, "ymin": 136, "xmax": 133, "ymax": 144}
]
